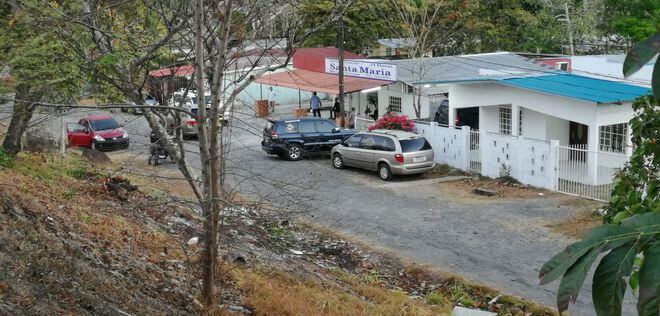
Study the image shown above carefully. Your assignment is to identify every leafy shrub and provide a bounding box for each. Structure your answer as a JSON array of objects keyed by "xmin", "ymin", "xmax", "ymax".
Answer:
[
  {"xmin": 368, "ymin": 113, "xmax": 414, "ymax": 131},
  {"xmin": 0, "ymin": 147, "xmax": 12, "ymax": 168},
  {"xmin": 541, "ymin": 97, "xmax": 659, "ymax": 316}
]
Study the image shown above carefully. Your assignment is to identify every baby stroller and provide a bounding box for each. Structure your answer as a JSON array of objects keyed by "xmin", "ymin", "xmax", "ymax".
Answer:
[{"xmin": 148, "ymin": 130, "xmax": 173, "ymax": 165}]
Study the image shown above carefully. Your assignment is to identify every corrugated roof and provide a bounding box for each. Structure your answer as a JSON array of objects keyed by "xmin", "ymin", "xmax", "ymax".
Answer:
[
  {"xmin": 376, "ymin": 38, "xmax": 416, "ymax": 49},
  {"xmin": 255, "ymin": 69, "xmax": 392, "ymax": 94},
  {"xmin": 498, "ymin": 74, "xmax": 652, "ymax": 103},
  {"xmin": 390, "ymin": 52, "xmax": 556, "ymax": 85}
]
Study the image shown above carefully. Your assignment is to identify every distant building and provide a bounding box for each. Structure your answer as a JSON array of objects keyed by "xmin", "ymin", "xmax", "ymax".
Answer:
[
  {"xmin": 368, "ymin": 38, "xmax": 432, "ymax": 59},
  {"xmin": 569, "ymin": 54, "xmax": 653, "ymax": 87}
]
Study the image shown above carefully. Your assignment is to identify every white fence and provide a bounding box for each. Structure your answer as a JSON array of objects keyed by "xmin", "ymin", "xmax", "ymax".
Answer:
[
  {"xmin": 556, "ymin": 145, "xmax": 628, "ymax": 201},
  {"xmin": 414, "ymin": 122, "xmax": 629, "ymax": 201}
]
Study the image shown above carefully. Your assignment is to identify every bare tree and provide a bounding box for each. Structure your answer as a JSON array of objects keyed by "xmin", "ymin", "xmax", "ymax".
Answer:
[
  {"xmin": 21, "ymin": 0, "xmax": 351, "ymax": 311},
  {"xmin": 376, "ymin": 0, "xmax": 461, "ymax": 119}
]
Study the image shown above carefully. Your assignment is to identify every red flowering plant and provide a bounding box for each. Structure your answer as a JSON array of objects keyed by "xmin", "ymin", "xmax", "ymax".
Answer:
[{"xmin": 368, "ymin": 112, "xmax": 414, "ymax": 131}]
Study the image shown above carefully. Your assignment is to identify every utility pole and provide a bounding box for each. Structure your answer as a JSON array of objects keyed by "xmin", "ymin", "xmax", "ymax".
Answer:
[
  {"xmin": 337, "ymin": 11, "xmax": 345, "ymax": 126},
  {"xmin": 564, "ymin": 2, "xmax": 575, "ymax": 56}
]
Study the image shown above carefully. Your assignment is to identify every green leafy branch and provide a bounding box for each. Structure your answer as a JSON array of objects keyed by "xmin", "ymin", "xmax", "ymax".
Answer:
[{"xmin": 540, "ymin": 213, "xmax": 660, "ymax": 315}]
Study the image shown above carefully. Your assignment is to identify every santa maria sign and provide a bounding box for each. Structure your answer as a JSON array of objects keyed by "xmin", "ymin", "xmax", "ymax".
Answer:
[{"xmin": 325, "ymin": 59, "xmax": 397, "ymax": 81}]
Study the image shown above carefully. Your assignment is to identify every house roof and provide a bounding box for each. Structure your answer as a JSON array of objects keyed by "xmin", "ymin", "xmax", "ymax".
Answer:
[
  {"xmin": 255, "ymin": 69, "xmax": 392, "ymax": 94},
  {"xmin": 292, "ymin": 46, "xmax": 363, "ymax": 73},
  {"xmin": 390, "ymin": 52, "xmax": 556, "ymax": 85},
  {"xmin": 376, "ymin": 38, "xmax": 416, "ymax": 49},
  {"xmin": 149, "ymin": 65, "xmax": 195, "ymax": 78},
  {"xmin": 498, "ymin": 74, "xmax": 652, "ymax": 103}
]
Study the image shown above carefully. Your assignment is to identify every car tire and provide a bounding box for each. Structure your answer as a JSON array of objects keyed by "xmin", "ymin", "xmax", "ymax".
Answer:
[
  {"xmin": 332, "ymin": 153, "xmax": 344, "ymax": 169},
  {"xmin": 378, "ymin": 163, "xmax": 392, "ymax": 181},
  {"xmin": 286, "ymin": 144, "xmax": 303, "ymax": 161}
]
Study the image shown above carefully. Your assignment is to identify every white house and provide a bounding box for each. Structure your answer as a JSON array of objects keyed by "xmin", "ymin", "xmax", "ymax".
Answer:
[{"xmin": 370, "ymin": 52, "xmax": 651, "ymax": 201}]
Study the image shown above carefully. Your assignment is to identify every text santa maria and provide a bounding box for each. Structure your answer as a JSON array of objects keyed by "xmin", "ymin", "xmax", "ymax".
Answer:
[{"xmin": 325, "ymin": 59, "xmax": 397, "ymax": 81}]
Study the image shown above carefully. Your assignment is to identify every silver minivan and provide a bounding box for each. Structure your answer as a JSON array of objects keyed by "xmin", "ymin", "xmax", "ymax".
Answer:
[{"xmin": 331, "ymin": 129, "xmax": 435, "ymax": 180}]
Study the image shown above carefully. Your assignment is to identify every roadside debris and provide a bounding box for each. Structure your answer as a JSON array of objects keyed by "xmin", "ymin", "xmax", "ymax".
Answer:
[{"xmin": 473, "ymin": 188, "xmax": 497, "ymax": 196}]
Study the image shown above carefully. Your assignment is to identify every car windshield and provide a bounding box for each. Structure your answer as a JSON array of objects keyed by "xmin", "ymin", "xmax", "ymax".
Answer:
[
  {"xmin": 399, "ymin": 138, "xmax": 432, "ymax": 152},
  {"xmin": 90, "ymin": 118, "xmax": 119, "ymax": 131}
]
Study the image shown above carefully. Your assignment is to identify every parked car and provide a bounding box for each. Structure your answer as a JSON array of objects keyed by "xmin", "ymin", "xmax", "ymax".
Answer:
[
  {"xmin": 433, "ymin": 99, "xmax": 449, "ymax": 125},
  {"xmin": 262, "ymin": 117, "xmax": 356, "ymax": 160},
  {"xmin": 331, "ymin": 130, "xmax": 435, "ymax": 180},
  {"xmin": 135, "ymin": 96, "xmax": 159, "ymax": 114},
  {"xmin": 66, "ymin": 115, "xmax": 129, "ymax": 151}
]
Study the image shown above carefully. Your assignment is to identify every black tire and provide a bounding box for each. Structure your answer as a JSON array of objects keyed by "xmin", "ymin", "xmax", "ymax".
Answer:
[
  {"xmin": 378, "ymin": 163, "xmax": 393, "ymax": 181},
  {"xmin": 332, "ymin": 153, "xmax": 344, "ymax": 169},
  {"xmin": 276, "ymin": 152, "xmax": 286, "ymax": 159},
  {"xmin": 286, "ymin": 144, "xmax": 303, "ymax": 161}
]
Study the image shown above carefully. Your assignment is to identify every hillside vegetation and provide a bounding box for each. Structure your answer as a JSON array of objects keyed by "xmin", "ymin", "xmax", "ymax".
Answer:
[{"xmin": 0, "ymin": 153, "xmax": 554, "ymax": 315}]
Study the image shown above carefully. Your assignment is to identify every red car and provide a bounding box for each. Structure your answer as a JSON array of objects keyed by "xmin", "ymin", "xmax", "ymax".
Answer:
[{"xmin": 66, "ymin": 115, "xmax": 129, "ymax": 151}]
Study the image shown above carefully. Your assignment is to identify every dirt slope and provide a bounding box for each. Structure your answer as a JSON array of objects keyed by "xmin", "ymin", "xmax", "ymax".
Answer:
[{"xmin": 0, "ymin": 154, "xmax": 555, "ymax": 315}]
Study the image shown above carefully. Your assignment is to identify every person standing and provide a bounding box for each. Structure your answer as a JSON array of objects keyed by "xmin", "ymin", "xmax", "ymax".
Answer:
[
  {"xmin": 267, "ymin": 86, "xmax": 277, "ymax": 112},
  {"xmin": 331, "ymin": 97, "xmax": 340, "ymax": 119},
  {"xmin": 310, "ymin": 91, "xmax": 321, "ymax": 117},
  {"xmin": 347, "ymin": 107, "xmax": 356, "ymax": 129}
]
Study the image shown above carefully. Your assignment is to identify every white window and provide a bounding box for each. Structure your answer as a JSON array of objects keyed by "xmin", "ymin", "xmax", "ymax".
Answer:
[
  {"xmin": 499, "ymin": 106, "xmax": 512, "ymax": 135},
  {"xmin": 518, "ymin": 108, "xmax": 523, "ymax": 136},
  {"xmin": 556, "ymin": 62, "xmax": 569, "ymax": 71},
  {"xmin": 389, "ymin": 96, "xmax": 402, "ymax": 113},
  {"xmin": 599, "ymin": 123, "xmax": 628, "ymax": 153}
]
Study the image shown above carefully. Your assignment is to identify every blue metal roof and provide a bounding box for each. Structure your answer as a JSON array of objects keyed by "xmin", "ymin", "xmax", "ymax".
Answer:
[{"xmin": 498, "ymin": 74, "xmax": 652, "ymax": 103}]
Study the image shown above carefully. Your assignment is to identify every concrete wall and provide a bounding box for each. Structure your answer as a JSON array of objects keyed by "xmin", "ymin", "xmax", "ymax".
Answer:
[
  {"xmin": 479, "ymin": 132, "xmax": 556, "ymax": 189},
  {"xmin": 415, "ymin": 123, "xmax": 469, "ymax": 170},
  {"xmin": 415, "ymin": 123, "xmax": 557, "ymax": 189}
]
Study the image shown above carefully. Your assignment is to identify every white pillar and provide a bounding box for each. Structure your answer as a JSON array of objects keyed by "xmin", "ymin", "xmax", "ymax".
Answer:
[
  {"xmin": 461, "ymin": 125, "xmax": 471, "ymax": 170},
  {"xmin": 626, "ymin": 123, "xmax": 633, "ymax": 156},
  {"xmin": 549, "ymin": 140, "xmax": 560, "ymax": 190},
  {"xmin": 449, "ymin": 108, "xmax": 456, "ymax": 127},
  {"xmin": 588, "ymin": 123, "xmax": 599, "ymax": 185},
  {"xmin": 511, "ymin": 104, "xmax": 520, "ymax": 136}
]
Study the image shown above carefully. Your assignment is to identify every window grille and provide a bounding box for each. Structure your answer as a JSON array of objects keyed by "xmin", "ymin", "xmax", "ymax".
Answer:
[
  {"xmin": 599, "ymin": 123, "xmax": 628, "ymax": 153},
  {"xmin": 389, "ymin": 96, "xmax": 402, "ymax": 113},
  {"xmin": 499, "ymin": 106, "xmax": 512, "ymax": 135}
]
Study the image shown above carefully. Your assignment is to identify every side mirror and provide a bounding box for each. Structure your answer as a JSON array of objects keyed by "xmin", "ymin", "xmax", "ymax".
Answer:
[
  {"xmin": 332, "ymin": 127, "xmax": 340, "ymax": 133},
  {"xmin": 83, "ymin": 128, "xmax": 90, "ymax": 134}
]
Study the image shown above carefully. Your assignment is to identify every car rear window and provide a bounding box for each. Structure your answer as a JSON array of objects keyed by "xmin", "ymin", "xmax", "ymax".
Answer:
[
  {"xmin": 399, "ymin": 138, "xmax": 432, "ymax": 152},
  {"xmin": 275, "ymin": 121, "xmax": 299, "ymax": 134},
  {"xmin": 90, "ymin": 118, "xmax": 119, "ymax": 131}
]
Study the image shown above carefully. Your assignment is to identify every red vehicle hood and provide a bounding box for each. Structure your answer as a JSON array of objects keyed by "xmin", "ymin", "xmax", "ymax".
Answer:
[{"xmin": 95, "ymin": 128, "xmax": 125, "ymax": 139}]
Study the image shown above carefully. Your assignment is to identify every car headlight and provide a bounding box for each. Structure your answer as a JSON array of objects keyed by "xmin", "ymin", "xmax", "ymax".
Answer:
[
  {"xmin": 93, "ymin": 135, "xmax": 105, "ymax": 141},
  {"xmin": 122, "ymin": 132, "xmax": 129, "ymax": 138}
]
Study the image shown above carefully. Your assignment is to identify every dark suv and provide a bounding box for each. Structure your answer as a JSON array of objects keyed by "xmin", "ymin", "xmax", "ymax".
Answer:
[{"xmin": 262, "ymin": 117, "xmax": 356, "ymax": 160}]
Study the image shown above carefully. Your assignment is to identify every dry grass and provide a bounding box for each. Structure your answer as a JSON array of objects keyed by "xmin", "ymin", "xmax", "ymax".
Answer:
[
  {"xmin": 437, "ymin": 178, "xmax": 550, "ymax": 203},
  {"xmin": 234, "ymin": 268, "xmax": 452, "ymax": 316},
  {"xmin": 545, "ymin": 197, "xmax": 605, "ymax": 239}
]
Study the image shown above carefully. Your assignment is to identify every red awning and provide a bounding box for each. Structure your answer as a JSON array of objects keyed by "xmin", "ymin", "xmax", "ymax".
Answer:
[
  {"xmin": 255, "ymin": 69, "xmax": 391, "ymax": 94},
  {"xmin": 149, "ymin": 65, "xmax": 195, "ymax": 78}
]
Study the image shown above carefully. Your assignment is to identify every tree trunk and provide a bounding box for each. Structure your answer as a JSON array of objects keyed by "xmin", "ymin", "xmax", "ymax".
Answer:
[{"xmin": 2, "ymin": 85, "xmax": 37, "ymax": 157}]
